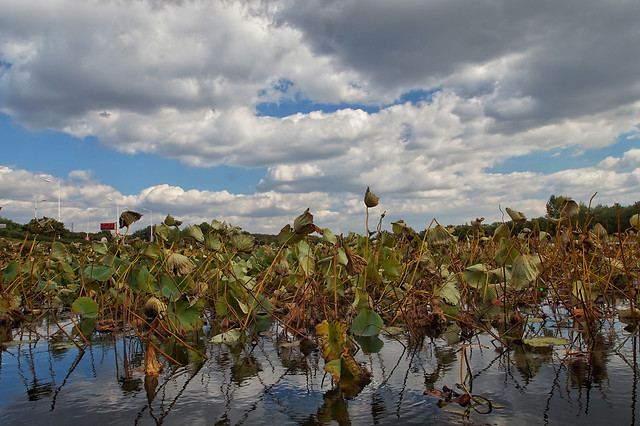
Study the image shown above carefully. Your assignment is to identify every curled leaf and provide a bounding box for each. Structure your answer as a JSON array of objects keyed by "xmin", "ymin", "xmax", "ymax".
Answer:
[
  {"xmin": 119, "ymin": 210, "xmax": 143, "ymax": 229},
  {"xmin": 506, "ymin": 207, "xmax": 527, "ymax": 224},
  {"xmin": 364, "ymin": 187, "xmax": 379, "ymax": 208},
  {"xmin": 166, "ymin": 252, "xmax": 196, "ymax": 276},
  {"xmin": 163, "ymin": 214, "xmax": 182, "ymax": 227}
]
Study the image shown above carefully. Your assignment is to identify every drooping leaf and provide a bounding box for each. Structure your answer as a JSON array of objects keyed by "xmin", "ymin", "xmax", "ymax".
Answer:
[
  {"xmin": 630, "ymin": 213, "xmax": 640, "ymax": 230},
  {"xmin": 428, "ymin": 225, "xmax": 455, "ymax": 247},
  {"xmin": 322, "ymin": 228, "xmax": 338, "ymax": 245},
  {"xmin": 492, "ymin": 223, "xmax": 510, "ymax": 242},
  {"xmin": 296, "ymin": 240, "xmax": 315, "ymax": 275},
  {"xmin": 154, "ymin": 223, "xmax": 171, "ymax": 241},
  {"xmin": 72, "ymin": 296, "xmax": 99, "ymax": 318},
  {"xmin": 188, "ymin": 225, "xmax": 204, "ymax": 243},
  {"xmin": 230, "ymin": 233, "xmax": 255, "ymax": 252},
  {"xmin": 142, "ymin": 242, "xmax": 160, "ymax": 260},
  {"xmin": 119, "ymin": 210, "xmax": 143, "ymax": 229},
  {"xmin": 163, "ymin": 214, "xmax": 182, "ymax": 227},
  {"xmin": 438, "ymin": 274, "xmax": 461, "ymax": 306},
  {"xmin": 90, "ymin": 240, "xmax": 107, "ymax": 255},
  {"xmin": 494, "ymin": 238, "xmax": 517, "ymax": 267},
  {"xmin": 166, "ymin": 252, "xmax": 196, "ymax": 276},
  {"xmin": 205, "ymin": 233, "xmax": 222, "ymax": 251},
  {"xmin": 510, "ymin": 254, "xmax": 541, "ymax": 290},
  {"xmin": 293, "ymin": 208, "xmax": 315, "ymax": 235},
  {"xmin": 350, "ymin": 308, "xmax": 384, "ymax": 337},
  {"xmin": 506, "ymin": 207, "xmax": 527, "ymax": 224},
  {"xmin": 560, "ymin": 198, "xmax": 580, "ymax": 217},
  {"xmin": 463, "ymin": 264, "xmax": 490, "ymax": 289}
]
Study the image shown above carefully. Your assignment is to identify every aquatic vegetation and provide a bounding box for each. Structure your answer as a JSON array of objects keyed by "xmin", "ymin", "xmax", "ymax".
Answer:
[{"xmin": 0, "ymin": 191, "xmax": 639, "ymax": 422}]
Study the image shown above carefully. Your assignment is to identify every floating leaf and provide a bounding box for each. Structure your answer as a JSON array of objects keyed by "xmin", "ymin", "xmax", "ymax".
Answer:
[
  {"xmin": 316, "ymin": 320, "xmax": 353, "ymax": 361},
  {"xmin": 350, "ymin": 308, "xmax": 384, "ymax": 337},
  {"xmin": 364, "ymin": 187, "xmax": 379, "ymax": 208},
  {"xmin": 119, "ymin": 210, "xmax": 143, "ymax": 229},
  {"xmin": 210, "ymin": 328, "xmax": 242, "ymax": 344},
  {"xmin": 523, "ymin": 337, "xmax": 569, "ymax": 347},
  {"xmin": 72, "ymin": 296, "xmax": 99, "ymax": 318}
]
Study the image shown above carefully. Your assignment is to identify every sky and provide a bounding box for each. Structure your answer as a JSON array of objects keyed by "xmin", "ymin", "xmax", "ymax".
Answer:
[{"xmin": 1, "ymin": 0, "xmax": 639, "ymax": 235}]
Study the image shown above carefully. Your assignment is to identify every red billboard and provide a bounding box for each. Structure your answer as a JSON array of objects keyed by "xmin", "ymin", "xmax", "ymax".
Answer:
[{"xmin": 100, "ymin": 222, "xmax": 116, "ymax": 231}]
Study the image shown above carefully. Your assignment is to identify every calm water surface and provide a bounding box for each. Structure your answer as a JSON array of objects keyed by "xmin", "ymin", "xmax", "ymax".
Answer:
[{"xmin": 1, "ymin": 313, "xmax": 638, "ymax": 425}]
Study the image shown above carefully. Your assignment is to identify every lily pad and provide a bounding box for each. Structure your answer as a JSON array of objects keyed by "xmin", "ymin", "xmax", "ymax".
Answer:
[
  {"xmin": 72, "ymin": 296, "xmax": 99, "ymax": 318},
  {"xmin": 523, "ymin": 337, "xmax": 568, "ymax": 347},
  {"xmin": 350, "ymin": 308, "xmax": 384, "ymax": 337}
]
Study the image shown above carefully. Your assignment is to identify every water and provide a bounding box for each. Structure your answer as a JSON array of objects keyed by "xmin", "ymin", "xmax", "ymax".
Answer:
[{"xmin": 1, "ymin": 314, "xmax": 638, "ymax": 425}]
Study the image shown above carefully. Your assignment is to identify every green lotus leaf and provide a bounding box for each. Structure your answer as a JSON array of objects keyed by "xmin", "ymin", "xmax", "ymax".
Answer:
[
  {"xmin": 83, "ymin": 265, "xmax": 116, "ymax": 282},
  {"xmin": 437, "ymin": 273, "xmax": 461, "ymax": 306},
  {"xmin": 322, "ymin": 228, "xmax": 338, "ymax": 245},
  {"xmin": 72, "ymin": 296, "xmax": 99, "ymax": 318},
  {"xmin": 51, "ymin": 241, "xmax": 72, "ymax": 263},
  {"xmin": 350, "ymin": 308, "xmax": 384, "ymax": 337},
  {"xmin": 90, "ymin": 240, "xmax": 107, "ymax": 256},
  {"xmin": 364, "ymin": 187, "xmax": 379, "ymax": 208},
  {"xmin": 210, "ymin": 219, "xmax": 226, "ymax": 232},
  {"xmin": 205, "ymin": 233, "xmax": 222, "ymax": 251},
  {"xmin": 1, "ymin": 261, "xmax": 19, "ymax": 281},
  {"xmin": 296, "ymin": 240, "xmax": 315, "ymax": 275},
  {"xmin": 380, "ymin": 257, "xmax": 402, "ymax": 281},
  {"xmin": 154, "ymin": 223, "xmax": 171, "ymax": 241}
]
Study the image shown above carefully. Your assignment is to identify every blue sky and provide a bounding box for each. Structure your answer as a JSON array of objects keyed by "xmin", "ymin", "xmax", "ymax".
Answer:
[{"xmin": 1, "ymin": 0, "xmax": 639, "ymax": 234}]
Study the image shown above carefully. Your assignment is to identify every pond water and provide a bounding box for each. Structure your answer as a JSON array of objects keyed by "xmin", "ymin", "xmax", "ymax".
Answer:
[{"xmin": 1, "ymin": 310, "xmax": 638, "ymax": 425}]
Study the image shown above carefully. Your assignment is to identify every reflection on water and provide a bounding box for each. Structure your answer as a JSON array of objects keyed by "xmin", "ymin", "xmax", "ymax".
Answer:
[{"xmin": 0, "ymin": 314, "xmax": 638, "ymax": 425}]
